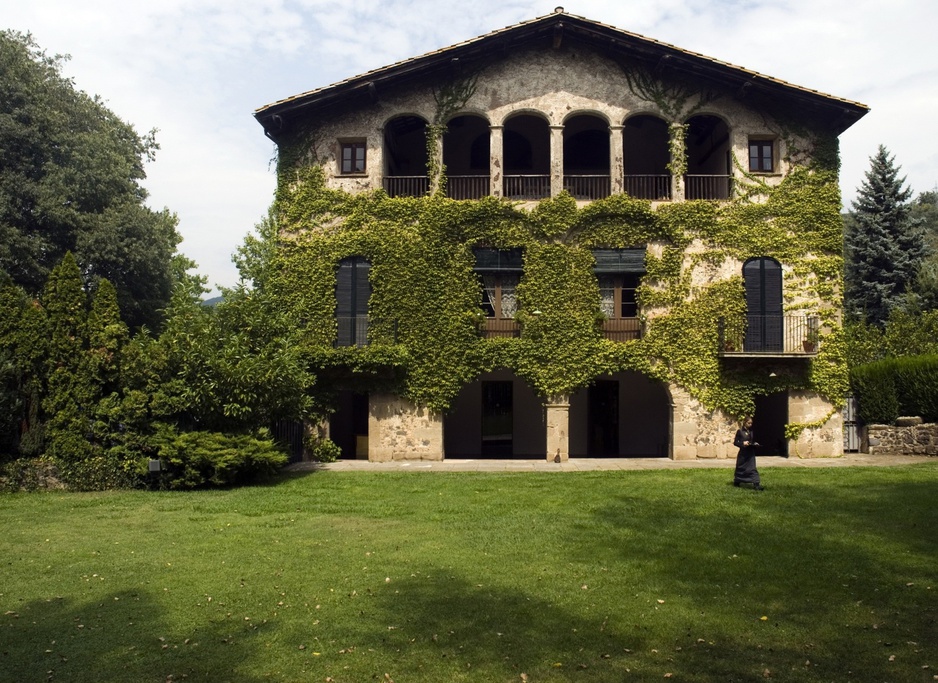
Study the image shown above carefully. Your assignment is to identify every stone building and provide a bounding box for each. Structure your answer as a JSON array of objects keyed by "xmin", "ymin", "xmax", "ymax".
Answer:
[{"xmin": 254, "ymin": 9, "xmax": 868, "ymax": 462}]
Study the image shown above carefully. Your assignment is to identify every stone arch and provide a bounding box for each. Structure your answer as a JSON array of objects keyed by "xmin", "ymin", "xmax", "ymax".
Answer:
[
  {"xmin": 569, "ymin": 371, "xmax": 671, "ymax": 457},
  {"xmin": 383, "ymin": 114, "xmax": 429, "ymax": 196},
  {"xmin": 443, "ymin": 369, "xmax": 546, "ymax": 458},
  {"xmin": 684, "ymin": 113, "xmax": 732, "ymax": 200},
  {"xmin": 622, "ymin": 113, "xmax": 671, "ymax": 200}
]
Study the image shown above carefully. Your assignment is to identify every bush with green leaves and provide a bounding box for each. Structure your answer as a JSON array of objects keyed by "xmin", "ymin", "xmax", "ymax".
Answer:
[
  {"xmin": 851, "ymin": 355, "xmax": 938, "ymax": 423},
  {"xmin": 151, "ymin": 425, "xmax": 288, "ymax": 490}
]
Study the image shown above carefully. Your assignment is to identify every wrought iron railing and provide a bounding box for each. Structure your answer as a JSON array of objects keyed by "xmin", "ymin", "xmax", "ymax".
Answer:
[
  {"xmin": 684, "ymin": 174, "xmax": 734, "ymax": 200},
  {"xmin": 563, "ymin": 175, "xmax": 611, "ymax": 200},
  {"xmin": 335, "ymin": 317, "xmax": 398, "ymax": 347},
  {"xmin": 624, "ymin": 174, "xmax": 672, "ymax": 200},
  {"xmin": 601, "ymin": 318, "xmax": 642, "ymax": 342},
  {"xmin": 719, "ymin": 315, "xmax": 820, "ymax": 355},
  {"xmin": 383, "ymin": 176, "xmax": 429, "ymax": 198},
  {"xmin": 503, "ymin": 175, "xmax": 551, "ymax": 200},
  {"xmin": 446, "ymin": 175, "xmax": 490, "ymax": 200}
]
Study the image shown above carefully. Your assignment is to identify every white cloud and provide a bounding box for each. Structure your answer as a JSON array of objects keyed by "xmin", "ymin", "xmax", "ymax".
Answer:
[{"xmin": 6, "ymin": 0, "xmax": 938, "ymax": 291}]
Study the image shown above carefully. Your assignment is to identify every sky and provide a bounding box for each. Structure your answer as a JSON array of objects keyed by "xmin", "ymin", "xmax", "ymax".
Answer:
[{"xmin": 7, "ymin": 0, "xmax": 938, "ymax": 293}]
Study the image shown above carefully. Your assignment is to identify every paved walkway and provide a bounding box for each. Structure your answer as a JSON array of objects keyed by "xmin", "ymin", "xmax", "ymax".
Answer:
[{"xmin": 287, "ymin": 452, "xmax": 935, "ymax": 473}]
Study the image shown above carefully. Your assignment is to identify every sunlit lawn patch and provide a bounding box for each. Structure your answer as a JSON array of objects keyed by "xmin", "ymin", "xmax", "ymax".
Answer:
[{"xmin": 1, "ymin": 463, "xmax": 936, "ymax": 682}]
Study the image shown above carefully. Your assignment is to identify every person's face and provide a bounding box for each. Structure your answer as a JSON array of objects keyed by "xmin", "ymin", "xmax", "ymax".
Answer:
[{"xmin": 744, "ymin": 418, "xmax": 753, "ymax": 429}]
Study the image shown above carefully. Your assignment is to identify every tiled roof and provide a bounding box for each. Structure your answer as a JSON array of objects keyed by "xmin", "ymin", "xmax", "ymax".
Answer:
[{"xmin": 255, "ymin": 9, "xmax": 868, "ymax": 136}]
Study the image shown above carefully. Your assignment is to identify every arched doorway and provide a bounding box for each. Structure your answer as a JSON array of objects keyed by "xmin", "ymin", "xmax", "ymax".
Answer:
[
  {"xmin": 443, "ymin": 370, "xmax": 546, "ymax": 458},
  {"xmin": 684, "ymin": 114, "xmax": 731, "ymax": 200},
  {"xmin": 563, "ymin": 114, "xmax": 610, "ymax": 199},
  {"xmin": 443, "ymin": 114, "xmax": 490, "ymax": 199},
  {"xmin": 569, "ymin": 371, "xmax": 670, "ymax": 457},
  {"xmin": 622, "ymin": 114, "xmax": 671, "ymax": 200},
  {"xmin": 383, "ymin": 115, "xmax": 428, "ymax": 197},
  {"xmin": 503, "ymin": 114, "xmax": 550, "ymax": 200}
]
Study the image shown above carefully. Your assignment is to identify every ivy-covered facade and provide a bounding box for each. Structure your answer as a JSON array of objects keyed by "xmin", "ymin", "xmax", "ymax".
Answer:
[{"xmin": 254, "ymin": 10, "xmax": 868, "ymax": 461}]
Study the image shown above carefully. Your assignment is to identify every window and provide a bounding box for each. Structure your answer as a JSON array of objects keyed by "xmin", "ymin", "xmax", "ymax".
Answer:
[
  {"xmin": 340, "ymin": 141, "xmax": 366, "ymax": 174},
  {"xmin": 748, "ymin": 139, "xmax": 774, "ymax": 173},
  {"xmin": 593, "ymin": 248, "xmax": 645, "ymax": 341},
  {"xmin": 743, "ymin": 257, "xmax": 782, "ymax": 352},
  {"xmin": 474, "ymin": 248, "xmax": 523, "ymax": 319},
  {"xmin": 598, "ymin": 274, "xmax": 639, "ymax": 318},
  {"xmin": 335, "ymin": 256, "xmax": 371, "ymax": 346}
]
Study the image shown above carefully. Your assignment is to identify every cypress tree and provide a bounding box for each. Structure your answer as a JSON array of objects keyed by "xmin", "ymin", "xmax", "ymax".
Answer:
[{"xmin": 845, "ymin": 145, "xmax": 926, "ymax": 325}]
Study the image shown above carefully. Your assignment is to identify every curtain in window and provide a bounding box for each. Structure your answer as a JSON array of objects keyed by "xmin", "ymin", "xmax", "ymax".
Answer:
[
  {"xmin": 500, "ymin": 274, "xmax": 519, "ymax": 318},
  {"xmin": 598, "ymin": 275, "xmax": 615, "ymax": 318}
]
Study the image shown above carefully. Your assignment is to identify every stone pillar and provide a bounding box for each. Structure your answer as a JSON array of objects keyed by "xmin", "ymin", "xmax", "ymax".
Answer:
[
  {"xmin": 550, "ymin": 124, "xmax": 565, "ymax": 198},
  {"xmin": 545, "ymin": 395, "xmax": 570, "ymax": 462},
  {"xmin": 669, "ymin": 122, "xmax": 686, "ymax": 202},
  {"xmin": 609, "ymin": 125, "xmax": 624, "ymax": 195},
  {"xmin": 368, "ymin": 393, "xmax": 444, "ymax": 462},
  {"xmin": 788, "ymin": 391, "xmax": 844, "ymax": 458},
  {"xmin": 489, "ymin": 125, "xmax": 503, "ymax": 198}
]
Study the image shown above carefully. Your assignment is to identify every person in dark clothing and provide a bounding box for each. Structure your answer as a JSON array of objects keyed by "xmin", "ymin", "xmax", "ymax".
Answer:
[{"xmin": 733, "ymin": 417, "xmax": 764, "ymax": 490}]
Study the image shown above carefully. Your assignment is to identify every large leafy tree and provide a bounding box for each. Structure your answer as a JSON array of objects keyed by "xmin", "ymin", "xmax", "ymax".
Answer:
[
  {"xmin": 844, "ymin": 146, "xmax": 926, "ymax": 325},
  {"xmin": 0, "ymin": 30, "xmax": 183, "ymax": 329}
]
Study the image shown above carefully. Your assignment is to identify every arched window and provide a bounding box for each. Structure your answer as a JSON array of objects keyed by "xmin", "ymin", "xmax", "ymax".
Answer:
[
  {"xmin": 336, "ymin": 257, "xmax": 371, "ymax": 346},
  {"xmin": 743, "ymin": 257, "xmax": 782, "ymax": 352}
]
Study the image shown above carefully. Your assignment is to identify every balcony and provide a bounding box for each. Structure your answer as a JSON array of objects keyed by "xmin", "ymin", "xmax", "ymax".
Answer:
[
  {"xmin": 447, "ymin": 175, "xmax": 490, "ymax": 200},
  {"xmin": 383, "ymin": 176, "xmax": 429, "ymax": 198},
  {"xmin": 601, "ymin": 318, "xmax": 642, "ymax": 342},
  {"xmin": 719, "ymin": 316, "xmax": 820, "ymax": 357},
  {"xmin": 335, "ymin": 317, "xmax": 398, "ymax": 347},
  {"xmin": 685, "ymin": 175, "xmax": 734, "ymax": 200},
  {"xmin": 503, "ymin": 175, "xmax": 550, "ymax": 200},
  {"xmin": 624, "ymin": 175, "xmax": 672, "ymax": 200},
  {"xmin": 563, "ymin": 175, "xmax": 611, "ymax": 200},
  {"xmin": 481, "ymin": 318, "xmax": 520, "ymax": 338}
]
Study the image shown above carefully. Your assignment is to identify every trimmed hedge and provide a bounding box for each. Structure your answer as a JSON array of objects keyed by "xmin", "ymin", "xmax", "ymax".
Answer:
[{"xmin": 851, "ymin": 355, "xmax": 938, "ymax": 424}]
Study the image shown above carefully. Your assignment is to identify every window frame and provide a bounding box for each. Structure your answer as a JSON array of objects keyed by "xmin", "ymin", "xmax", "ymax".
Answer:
[
  {"xmin": 748, "ymin": 138, "xmax": 775, "ymax": 173},
  {"xmin": 339, "ymin": 140, "xmax": 367, "ymax": 175}
]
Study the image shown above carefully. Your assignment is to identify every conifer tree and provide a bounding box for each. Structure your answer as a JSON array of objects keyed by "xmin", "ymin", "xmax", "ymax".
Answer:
[{"xmin": 845, "ymin": 146, "xmax": 926, "ymax": 325}]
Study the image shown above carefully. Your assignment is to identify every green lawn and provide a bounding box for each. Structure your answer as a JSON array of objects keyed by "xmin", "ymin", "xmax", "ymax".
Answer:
[{"xmin": 1, "ymin": 464, "xmax": 936, "ymax": 682}]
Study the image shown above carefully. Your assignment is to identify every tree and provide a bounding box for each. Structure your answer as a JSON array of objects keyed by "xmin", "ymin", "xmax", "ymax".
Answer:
[
  {"xmin": 0, "ymin": 31, "xmax": 185, "ymax": 329},
  {"xmin": 844, "ymin": 145, "xmax": 926, "ymax": 325}
]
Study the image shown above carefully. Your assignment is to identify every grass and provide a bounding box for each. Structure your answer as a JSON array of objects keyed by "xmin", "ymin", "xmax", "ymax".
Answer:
[{"xmin": 1, "ymin": 464, "xmax": 936, "ymax": 683}]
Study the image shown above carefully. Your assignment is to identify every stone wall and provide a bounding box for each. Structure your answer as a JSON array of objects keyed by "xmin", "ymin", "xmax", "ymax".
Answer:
[
  {"xmin": 866, "ymin": 418, "xmax": 938, "ymax": 456},
  {"xmin": 368, "ymin": 393, "xmax": 444, "ymax": 461}
]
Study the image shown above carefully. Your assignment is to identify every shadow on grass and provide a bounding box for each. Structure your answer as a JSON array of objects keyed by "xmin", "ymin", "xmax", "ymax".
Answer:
[
  {"xmin": 0, "ymin": 589, "xmax": 276, "ymax": 683},
  {"xmin": 572, "ymin": 470, "xmax": 938, "ymax": 681}
]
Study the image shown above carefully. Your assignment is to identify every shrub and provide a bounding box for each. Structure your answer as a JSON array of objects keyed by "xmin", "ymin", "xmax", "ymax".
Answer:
[
  {"xmin": 309, "ymin": 437, "xmax": 341, "ymax": 463},
  {"xmin": 893, "ymin": 355, "xmax": 938, "ymax": 422},
  {"xmin": 851, "ymin": 360, "xmax": 899, "ymax": 424},
  {"xmin": 0, "ymin": 457, "xmax": 64, "ymax": 492},
  {"xmin": 152, "ymin": 426, "xmax": 288, "ymax": 489}
]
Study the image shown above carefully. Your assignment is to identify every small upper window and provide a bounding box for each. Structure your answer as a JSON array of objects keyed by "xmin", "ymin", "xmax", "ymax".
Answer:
[
  {"xmin": 749, "ymin": 140, "xmax": 774, "ymax": 173},
  {"xmin": 340, "ymin": 142, "xmax": 366, "ymax": 174}
]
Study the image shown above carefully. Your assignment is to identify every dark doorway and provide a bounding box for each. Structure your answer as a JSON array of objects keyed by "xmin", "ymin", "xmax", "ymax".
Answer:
[
  {"xmin": 481, "ymin": 381, "xmax": 513, "ymax": 456},
  {"xmin": 588, "ymin": 381, "xmax": 619, "ymax": 456},
  {"xmin": 330, "ymin": 391, "xmax": 369, "ymax": 459},
  {"xmin": 754, "ymin": 391, "xmax": 788, "ymax": 457}
]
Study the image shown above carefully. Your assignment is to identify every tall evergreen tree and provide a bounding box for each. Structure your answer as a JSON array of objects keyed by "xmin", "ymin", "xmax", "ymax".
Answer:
[{"xmin": 845, "ymin": 145, "xmax": 925, "ymax": 325}]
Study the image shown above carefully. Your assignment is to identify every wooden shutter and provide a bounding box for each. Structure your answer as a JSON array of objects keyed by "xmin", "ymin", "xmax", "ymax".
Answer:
[
  {"xmin": 336, "ymin": 257, "xmax": 371, "ymax": 346},
  {"xmin": 744, "ymin": 258, "xmax": 782, "ymax": 352}
]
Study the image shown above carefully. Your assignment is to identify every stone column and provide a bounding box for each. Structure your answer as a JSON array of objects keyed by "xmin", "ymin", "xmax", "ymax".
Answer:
[
  {"xmin": 368, "ymin": 393, "xmax": 444, "ymax": 462},
  {"xmin": 609, "ymin": 125, "xmax": 624, "ymax": 195},
  {"xmin": 545, "ymin": 395, "xmax": 570, "ymax": 462},
  {"xmin": 550, "ymin": 124, "xmax": 565, "ymax": 198},
  {"xmin": 489, "ymin": 125, "xmax": 503, "ymax": 198}
]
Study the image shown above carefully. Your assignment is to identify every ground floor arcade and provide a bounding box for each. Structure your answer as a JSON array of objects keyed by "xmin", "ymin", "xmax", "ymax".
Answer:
[{"xmin": 327, "ymin": 370, "xmax": 843, "ymax": 462}]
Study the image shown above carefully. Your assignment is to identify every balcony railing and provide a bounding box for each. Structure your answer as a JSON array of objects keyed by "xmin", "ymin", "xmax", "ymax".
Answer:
[
  {"xmin": 624, "ymin": 174, "xmax": 672, "ymax": 200},
  {"xmin": 685, "ymin": 175, "xmax": 734, "ymax": 200},
  {"xmin": 563, "ymin": 175, "xmax": 611, "ymax": 200},
  {"xmin": 383, "ymin": 176, "xmax": 429, "ymax": 198},
  {"xmin": 719, "ymin": 316, "xmax": 820, "ymax": 355},
  {"xmin": 335, "ymin": 316, "xmax": 398, "ymax": 347},
  {"xmin": 480, "ymin": 317, "xmax": 520, "ymax": 338},
  {"xmin": 446, "ymin": 175, "xmax": 490, "ymax": 200},
  {"xmin": 601, "ymin": 318, "xmax": 642, "ymax": 342},
  {"xmin": 503, "ymin": 175, "xmax": 550, "ymax": 200}
]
